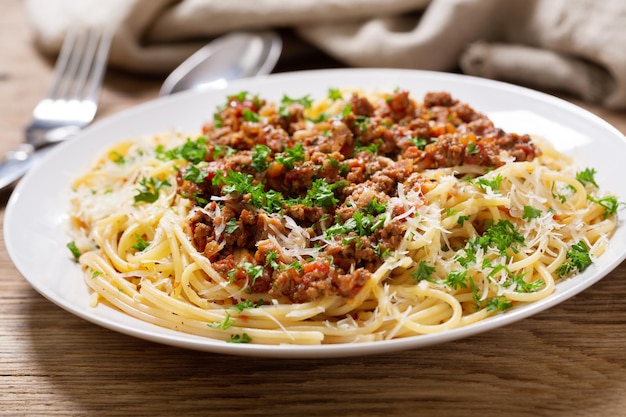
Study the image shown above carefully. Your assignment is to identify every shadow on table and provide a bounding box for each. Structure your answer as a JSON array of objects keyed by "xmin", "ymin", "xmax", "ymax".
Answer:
[{"xmin": 23, "ymin": 270, "xmax": 626, "ymax": 417}]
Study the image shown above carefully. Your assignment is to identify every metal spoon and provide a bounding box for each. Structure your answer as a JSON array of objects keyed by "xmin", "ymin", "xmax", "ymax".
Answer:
[{"xmin": 159, "ymin": 30, "xmax": 282, "ymax": 96}]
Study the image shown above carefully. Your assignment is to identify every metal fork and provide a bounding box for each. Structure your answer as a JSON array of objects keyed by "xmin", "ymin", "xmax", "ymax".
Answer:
[{"xmin": 0, "ymin": 27, "xmax": 113, "ymax": 191}]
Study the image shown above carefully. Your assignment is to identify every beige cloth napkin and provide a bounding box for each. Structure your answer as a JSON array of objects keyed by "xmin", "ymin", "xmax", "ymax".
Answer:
[{"xmin": 26, "ymin": 0, "xmax": 626, "ymax": 109}]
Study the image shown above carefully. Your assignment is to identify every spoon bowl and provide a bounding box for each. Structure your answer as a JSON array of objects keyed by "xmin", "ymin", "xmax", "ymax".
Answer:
[{"xmin": 159, "ymin": 31, "xmax": 282, "ymax": 96}]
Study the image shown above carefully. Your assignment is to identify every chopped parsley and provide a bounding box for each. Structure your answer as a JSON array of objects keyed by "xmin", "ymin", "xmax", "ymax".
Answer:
[
  {"xmin": 225, "ymin": 218, "xmax": 239, "ymax": 234},
  {"xmin": 576, "ymin": 167, "xmax": 599, "ymax": 188},
  {"xmin": 279, "ymin": 94, "xmax": 313, "ymax": 117},
  {"xmin": 301, "ymin": 178, "xmax": 345, "ymax": 209},
  {"xmin": 328, "ymin": 88, "xmax": 343, "ymax": 101},
  {"xmin": 227, "ymin": 333, "xmax": 252, "ymax": 343},
  {"xmin": 212, "ymin": 144, "xmax": 235, "ymax": 159},
  {"xmin": 471, "ymin": 220, "xmax": 525, "ymax": 256},
  {"xmin": 182, "ymin": 164, "xmax": 208, "ymax": 184},
  {"xmin": 275, "ymin": 143, "xmax": 305, "ymax": 169},
  {"xmin": 443, "ymin": 270, "xmax": 468, "ymax": 290},
  {"xmin": 341, "ymin": 103, "xmax": 353, "ymax": 117},
  {"xmin": 242, "ymin": 109, "xmax": 260, "ymax": 122},
  {"xmin": 67, "ymin": 241, "xmax": 81, "ymax": 262},
  {"xmin": 408, "ymin": 136, "xmax": 428, "ymax": 150},
  {"xmin": 250, "ymin": 144, "xmax": 271, "ymax": 172},
  {"xmin": 483, "ymin": 259, "xmax": 544, "ymax": 293},
  {"xmin": 457, "ymin": 215, "xmax": 469, "ymax": 226},
  {"xmin": 134, "ymin": 177, "xmax": 171, "ymax": 204},
  {"xmin": 411, "ymin": 261, "xmax": 436, "ymax": 283},
  {"xmin": 208, "ymin": 313, "xmax": 235, "ymax": 330},
  {"xmin": 132, "ymin": 234, "xmax": 150, "ymax": 251},
  {"xmin": 241, "ymin": 262, "xmax": 264, "ymax": 287},
  {"xmin": 466, "ymin": 142, "xmax": 479, "ymax": 155},
  {"xmin": 213, "ymin": 113, "xmax": 223, "ymax": 128},
  {"xmin": 550, "ymin": 181, "xmax": 568, "ymax": 203},
  {"xmin": 485, "ymin": 296, "xmax": 513, "ymax": 312},
  {"xmin": 364, "ymin": 199, "xmax": 387, "ymax": 216},
  {"xmin": 232, "ymin": 299, "xmax": 265, "ymax": 312},
  {"xmin": 522, "ymin": 205, "xmax": 542, "ymax": 221},
  {"xmin": 156, "ymin": 137, "xmax": 207, "ymax": 164},
  {"xmin": 474, "ymin": 174, "xmax": 503, "ymax": 193},
  {"xmin": 264, "ymin": 250, "xmax": 279, "ymax": 269},
  {"xmin": 108, "ymin": 151, "xmax": 125, "ymax": 165},
  {"xmin": 587, "ymin": 195, "xmax": 619, "ymax": 218},
  {"xmin": 556, "ymin": 241, "xmax": 593, "ymax": 277},
  {"xmin": 354, "ymin": 115, "xmax": 370, "ymax": 132}
]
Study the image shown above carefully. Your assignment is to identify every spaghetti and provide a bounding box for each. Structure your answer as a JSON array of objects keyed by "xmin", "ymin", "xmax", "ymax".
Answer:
[{"xmin": 67, "ymin": 89, "xmax": 619, "ymax": 345}]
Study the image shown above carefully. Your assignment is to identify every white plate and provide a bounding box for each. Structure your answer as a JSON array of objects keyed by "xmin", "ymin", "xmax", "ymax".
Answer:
[{"xmin": 6, "ymin": 69, "xmax": 626, "ymax": 358}]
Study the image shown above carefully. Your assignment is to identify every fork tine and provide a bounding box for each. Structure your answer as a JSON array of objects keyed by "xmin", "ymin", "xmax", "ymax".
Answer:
[
  {"xmin": 45, "ymin": 28, "xmax": 79, "ymax": 100},
  {"xmin": 70, "ymin": 29, "xmax": 103, "ymax": 101},
  {"xmin": 83, "ymin": 28, "xmax": 113, "ymax": 103},
  {"xmin": 47, "ymin": 27, "xmax": 112, "ymax": 103},
  {"xmin": 25, "ymin": 27, "xmax": 112, "ymax": 149},
  {"xmin": 49, "ymin": 29, "xmax": 89, "ymax": 100}
]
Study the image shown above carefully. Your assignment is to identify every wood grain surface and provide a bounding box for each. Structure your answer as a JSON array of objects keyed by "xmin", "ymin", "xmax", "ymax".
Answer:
[{"xmin": 2, "ymin": 2, "xmax": 626, "ymax": 416}]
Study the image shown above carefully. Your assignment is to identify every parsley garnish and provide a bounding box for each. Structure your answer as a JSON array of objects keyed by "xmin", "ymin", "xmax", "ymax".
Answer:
[
  {"xmin": 411, "ymin": 261, "xmax": 436, "ymax": 282},
  {"xmin": 225, "ymin": 218, "xmax": 239, "ymax": 234},
  {"xmin": 485, "ymin": 296, "xmax": 513, "ymax": 312},
  {"xmin": 302, "ymin": 178, "xmax": 344, "ymax": 209},
  {"xmin": 232, "ymin": 299, "xmax": 264, "ymax": 312},
  {"xmin": 134, "ymin": 177, "xmax": 171, "ymax": 204},
  {"xmin": 443, "ymin": 270, "xmax": 469, "ymax": 290},
  {"xmin": 354, "ymin": 140, "xmax": 379, "ymax": 155},
  {"xmin": 466, "ymin": 142, "xmax": 479, "ymax": 155},
  {"xmin": 522, "ymin": 205, "xmax": 542, "ymax": 221},
  {"xmin": 132, "ymin": 234, "xmax": 150, "ymax": 251},
  {"xmin": 576, "ymin": 168, "xmax": 599, "ymax": 188},
  {"xmin": 241, "ymin": 262, "xmax": 264, "ymax": 287},
  {"xmin": 328, "ymin": 88, "xmax": 343, "ymax": 101},
  {"xmin": 265, "ymin": 250, "xmax": 279, "ymax": 269},
  {"xmin": 213, "ymin": 113, "xmax": 223, "ymax": 128},
  {"xmin": 109, "ymin": 151, "xmax": 125, "ymax": 165},
  {"xmin": 182, "ymin": 164, "xmax": 208, "ymax": 184},
  {"xmin": 250, "ymin": 144, "xmax": 271, "ymax": 172},
  {"xmin": 587, "ymin": 195, "xmax": 619, "ymax": 218},
  {"xmin": 279, "ymin": 94, "xmax": 313, "ymax": 118},
  {"xmin": 472, "ymin": 220, "xmax": 525, "ymax": 256},
  {"xmin": 474, "ymin": 174, "xmax": 503, "ymax": 193},
  {"xmin": 212, "ymin": 145, "xmax": 235, "ymax": 159},
  {"xmin": 556, "ymin": 241, "xmax": 593, "ymax": 277},
  {"xmin": 409, "ymin": 136, "xmax": 428, "ymax": 150},
  {"xmin": 275, "ymin": 143, "xmax": 305, "ymax": 169},
  {"xmin": 67, "ymin": 241, "xmax": 81, "ymax": 262},
  {"xmin": 364, "ymin": 199, "xmax": 387, "ymax": 215},
  {"xmin": 341, "ymin": 103, "xmax": 353, "ymax": 117},
  {"xmin": 227, "ymin": 333, "xmax": 252, "ymax": 343},
  {"xmin": 483, "ymin": 260, "xmax": 543, "ymax": 293},
  {"xmin": 208, "ymin": 313, "xmax": 235, "ymax": 330},
  {"xmin": 550, "ymin": 181, "xmax": 568, "ymax": 203},
  {"xmin": 242, "ymin": 109, "xmax": 260, "ymax": 122},
  {"xmin": 231, "ymin": 91, "xmax": 248, "ymax": 102},
  {"xmin": 354, "ymin": 115, "xmax": 370, "ymax": 132},
  {"xmin": 156, "ymin": 137, "xmax": 207, "ymax": 164}
]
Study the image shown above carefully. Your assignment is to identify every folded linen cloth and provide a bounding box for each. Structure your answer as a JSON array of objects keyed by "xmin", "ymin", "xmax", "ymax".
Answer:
[{"xmin": 26, "ymin": 0, "xmax": 626, "ymax": 109}]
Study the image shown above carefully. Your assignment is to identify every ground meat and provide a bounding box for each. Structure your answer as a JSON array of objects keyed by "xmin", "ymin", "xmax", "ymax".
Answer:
[{"xmin": 180, "ymin": 89, "xmax": 541, "ymax": 303}]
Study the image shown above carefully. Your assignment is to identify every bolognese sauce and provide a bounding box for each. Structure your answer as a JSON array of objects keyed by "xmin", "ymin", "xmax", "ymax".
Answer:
[{"xmin": 178, "ymin": 90, "xmax": 540, "ymax": 303}]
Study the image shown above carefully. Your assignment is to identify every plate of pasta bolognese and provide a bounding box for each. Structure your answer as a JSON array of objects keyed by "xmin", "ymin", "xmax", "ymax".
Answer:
[{"xmin": 5, "ymin": 69, "xmax": 625, "ymax": 357}]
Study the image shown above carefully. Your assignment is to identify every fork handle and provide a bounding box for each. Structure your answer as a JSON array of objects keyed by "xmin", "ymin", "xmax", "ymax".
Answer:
[
  {"xmin": 0, "ymin": 144, "xmax": 37, "ymax": 191},
  {"xmin": 25, "ymin": 124, "xmax": 82, "ymax": 149}
]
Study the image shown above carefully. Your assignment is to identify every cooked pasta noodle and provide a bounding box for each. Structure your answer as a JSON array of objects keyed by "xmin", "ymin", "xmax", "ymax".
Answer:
[{"xmin": 67, "ymin": 89, "xmax": 619, "ymax": 345}]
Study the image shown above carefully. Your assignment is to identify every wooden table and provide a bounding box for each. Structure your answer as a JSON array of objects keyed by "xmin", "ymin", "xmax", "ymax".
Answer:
[{"xmin": 2, "ymin": 2, "xmax": 626, "ymax": 416}]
